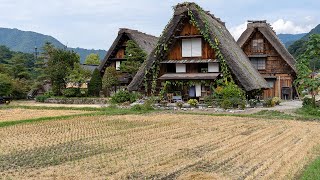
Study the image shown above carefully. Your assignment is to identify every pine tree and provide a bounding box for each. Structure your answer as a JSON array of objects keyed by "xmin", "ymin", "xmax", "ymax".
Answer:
[
  {"xmin": 88, "ymin": 68, "xmax": 102, "ymax": 97},
  {"xmin": 120, "ymin": 40, "xmax": 147, "ymax": 76}
]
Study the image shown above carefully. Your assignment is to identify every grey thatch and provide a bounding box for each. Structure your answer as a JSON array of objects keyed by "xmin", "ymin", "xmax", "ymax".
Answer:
[
  {"xmin": 81, "ymin": 64, "xmax": 99, "ymax": 73},
  {"xmin": 128, "ymin": 2, "xmax": 269, "ymax": 92},
  {"xmin": 237, "ymin": 21, "xmax": 297, "ymax": 73},
  {"xmin": 98, "ymin": 28, "xmax": 158, "ymax": 73}
]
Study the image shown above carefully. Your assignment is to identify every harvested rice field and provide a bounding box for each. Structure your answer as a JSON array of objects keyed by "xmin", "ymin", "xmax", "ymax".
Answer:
[
  {"xmin": 1, "ymin": 114, "xmax": 320, "ymax": 179},
  {"xmin": 0, "ymin": 108, "xmax": 91, "ymax": 122}
]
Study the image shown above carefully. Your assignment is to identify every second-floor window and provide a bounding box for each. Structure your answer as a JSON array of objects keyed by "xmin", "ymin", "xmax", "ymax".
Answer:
[
  {"xmin": 252, "ymin": 39, "xmax": 264, "ymax": 52},
  {"xmin": 250, "ymin": 57, "xmax": 266, "ymax": 70},
  {"xmin": 182, "ymin": 38, "xmax": 202, "ymax": 57}
]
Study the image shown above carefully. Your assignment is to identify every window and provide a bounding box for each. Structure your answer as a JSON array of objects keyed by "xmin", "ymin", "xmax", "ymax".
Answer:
[
  {"xmin": 208, "ymin": 63, "xmax": 219, "ymax": 72},
  {"xmin": 252, "ymin": 39, "xmax": 264, "ymax": 52},
  {"xmin": 182, "ymin": 38, "xmax": 202, "ymax": 57},
  {"xmin": 250, "ymin": 58, "xmax": 266, "ymax": 70},
  {"xmin": 267, "ymin": 80, "xmax": 274, "ymax": 88},
  {"xmin": 176, "ymin": 64, "xmax": 186, "ymax": 73},
  {"xmin": 116, "ymin": 61, "xmax": 121, "ymax": 71},
  {"xmin": 198, "ymin": 63, "xmax": 208, "ymax": 73},
  {"xmin": 167, "ymin": 64, "xmax": 176, "ymax": 73}
]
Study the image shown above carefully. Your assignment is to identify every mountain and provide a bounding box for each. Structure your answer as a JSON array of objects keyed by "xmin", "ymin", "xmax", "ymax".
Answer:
[
  {"xmin": 0, "ymin": 27, "xmax": 107, "ymax": 63},
  {"xmin": 277, "ymin": 33, "xmax": 307, "ymax": 47},
  {"xmin": 288, "ymin": 24, "xmax": 320, "ymax": 58}
]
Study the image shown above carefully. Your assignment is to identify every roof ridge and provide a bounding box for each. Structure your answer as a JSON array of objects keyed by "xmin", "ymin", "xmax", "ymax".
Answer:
[{"xmin": 119, "ymin": 28, "xmax": 157, "ymax": 38}]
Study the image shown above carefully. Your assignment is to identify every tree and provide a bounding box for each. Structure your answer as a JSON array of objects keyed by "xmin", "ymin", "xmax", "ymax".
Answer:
[
  {"xmin": 88, "ymin": 68, "xmax": 102, "ymax": 97},
  {"xmin": 120, "ymin": 40, "xmax": 147, "ymax": 76},
  {"xmin": 84, "ymin": 53, "xmax": 100, "ymax": 65},
  {"xmin": 66, "ymin": 63, "xmax": 92, "ymax": 88},
  {"xmin": 46, "ymin": 47, "xmax": 80, "ymax": 96},
  {"xmin": 294, "ymin": 34, "xmax": 320, "ymax": 108},
  {"xmin": 0, "ymin": 73, "xmax": 13, "ymax": 96},
  {"xmin": 102, "ymin": 67, "xmax": 119, "ymax": 96},
  {"xmin": 0, "ymin": 45, "xmax": 12, "ymax": 64},
  {"xmin": 6, "ymin": 53, "xmax": 31, "ymax": 80}
]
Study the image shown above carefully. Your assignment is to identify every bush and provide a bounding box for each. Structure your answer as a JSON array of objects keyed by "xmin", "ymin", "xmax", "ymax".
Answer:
[
  {"xmin": 35, "ymin": 95, "xmax": 50, "ymax": 102},
  {"xmin": 204, "ymin": 95, "xmax": 217, "ymax": 107},
  {"xmin": 88, "ymin": 68, "xmax": 102, "ymax": 97},
  {"xmin": 176, "ymin": 101, "xmax": 184, "ymax": 109},
  {"xmin": 248, "ymin": 99, "xmax": 258, "ymax": 108},
  {"xmin": 217, "ymin": 83, "xmax": 246, "ymax": 109},
  {"xmin": 263, "ymin": 98, "xmax": 276, "ymax": 107},
  {"xmin": 188, "ymin": 99, "xmax": 198, "ymax": 107},
  {"xmin": 111, "ymin": 90, "xmax": 140, "ymax": 104},
  {"xmin": 303, "ymin": 97, "xmax": 316, "ymax": 107},
  {"xmin": 272, "ymin": 97, "xmax": 281, "ymax": 106},
  {"xmin": 63, "ymin": 88, "xmax": 81, "ymax": 97}
]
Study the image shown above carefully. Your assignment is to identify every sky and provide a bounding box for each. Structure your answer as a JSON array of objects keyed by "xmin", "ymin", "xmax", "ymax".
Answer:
[{"xmin": 0, "ymin": 0, "xmax": 319, "ymax": 50}]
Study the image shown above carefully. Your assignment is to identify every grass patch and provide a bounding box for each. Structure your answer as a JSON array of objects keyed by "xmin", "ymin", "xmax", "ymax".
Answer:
[
  {"xmin": 296, "ymin": 107, "xmax": 320, "ymax": 120},
  {"xmin": 300, "ymin": 157, "xmax": 320, "ymax": 180},
  {"xmin": 179, "ymin": 110, "xmax": 296, "ymax": 120},
  {"xmin": 0, "ymin": 107, "xmax": 156, "ymax": 128},
  {"xmin": 250, "ymin": 110, "xmax": 295, "ymax": 120}
]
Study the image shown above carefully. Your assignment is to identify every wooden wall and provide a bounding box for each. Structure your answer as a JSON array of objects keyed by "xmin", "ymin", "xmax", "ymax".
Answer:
[
  {"xmin": 167, "ymin": 21, "xmax": 216, "ymax": 60},
  {"xmin": 242, "ymin": 31, "xmax": 296, "ymax": 99}
]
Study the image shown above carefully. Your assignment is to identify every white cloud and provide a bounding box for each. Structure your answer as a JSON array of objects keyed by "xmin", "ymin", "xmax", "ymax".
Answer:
[
  {"xmin": 230, "ymin": 18, "xmax": 316, "ymax": 40},
  {"xmin": 271, "ymin": 19, "xmax": 314, "ymax": 34},
  {"xmin": 229, "ymin": 22, "xmax": 248, "ymax": 40}
]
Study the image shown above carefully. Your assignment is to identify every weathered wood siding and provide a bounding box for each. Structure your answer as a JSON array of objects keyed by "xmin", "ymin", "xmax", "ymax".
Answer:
[
  {"xmin": 167, "ymin": 21, "xmax": 216, "ymax": 60},
  {"xmin": 242, "ymin": 31, "xmax": 295, "ymax": 99}
]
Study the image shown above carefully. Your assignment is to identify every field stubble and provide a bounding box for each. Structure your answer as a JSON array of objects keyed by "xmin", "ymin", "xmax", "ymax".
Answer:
[{"xmin": 1, "ymin": 114, "xmax": 320, "ymax": 179}]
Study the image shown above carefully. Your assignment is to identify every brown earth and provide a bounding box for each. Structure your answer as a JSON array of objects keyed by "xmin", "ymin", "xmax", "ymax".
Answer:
[
  {"xmin": 0, "ymin": 114, "xmax": 320, "ymax": 179},
  {"xmin": 0, "ymin": 108, "xmax": 91, "ymax": 122}
]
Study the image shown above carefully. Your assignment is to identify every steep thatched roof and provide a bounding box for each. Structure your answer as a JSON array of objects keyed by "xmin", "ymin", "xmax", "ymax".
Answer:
[
  {"xmin": 128, "ymin": 2, "xmax": 269, "ymax": 92},
  {"xmin": 98, "ymin": 28, "xmax": 158, "ymax": 73},
  {"xmin": 237, "ymin": 21, "xmax": 297, "ymax": 73}
]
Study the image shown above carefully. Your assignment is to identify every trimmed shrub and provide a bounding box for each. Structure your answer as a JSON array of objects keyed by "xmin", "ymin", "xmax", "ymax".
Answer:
[
  {"xmin": 248, "ymin": 99, "xmax": 258, "ymax": 108},
  {"xmin": 263, "ymin": 98, "xmax": 276, "ymax": 107},
  {"xmin": 111, "ymin": 90, "xmax": 140, "ymax": 104},
  {"xmin": 63, "ymin": 88, "xmax": 81, "ymax": 97},
  {"xmin": 272, "ymin": 97, "xmax": 281, "ymax": 106},
  {"xmin": 88, "ymin": 68, "xmax": 102, "ymax": 97},
  {"xmin": 204, "ymin": 95, "xmax": 217, "ymax": 107},
  {"xmin": 35, "ymin": 95, "xmax": 50, "ymax": 102},
  {"xmin": 217, "ymin": 83, "xmax": 246, "ymax": 109},
  {"xmin": 176, "ymin": 101, "xmax": 184, "ymax": 109},
  {"xmin": 188, "ymin": 99, "xmax": 198, "ymax": 107}
]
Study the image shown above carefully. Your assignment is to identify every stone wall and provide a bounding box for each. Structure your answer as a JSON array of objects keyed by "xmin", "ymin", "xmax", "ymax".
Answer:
[{"xmin": 44, "ymin": 98, "xmax": 108, "ymax": 104}]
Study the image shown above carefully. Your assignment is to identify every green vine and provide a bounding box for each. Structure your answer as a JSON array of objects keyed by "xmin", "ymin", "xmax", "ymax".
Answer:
[
  {"xmin": 146, "ymin": 2, "xmax": 236, "ymax": 96},
  {"xmin": 187, "ymin": 5, "xmax": 234, "ymax": 85}
]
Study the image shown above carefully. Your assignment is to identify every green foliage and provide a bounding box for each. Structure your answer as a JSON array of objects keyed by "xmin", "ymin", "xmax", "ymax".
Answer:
[
  {"xmin": 272, "ymin": 97, "xmax": 281, "ymax": 106},
  {"xmin": 63, "ymin": 88, "xmax": 81, "ymax": 97},
  {"xmin": 35, "ymin": 95, "xmax": 50, "ymax": 102},
  {"xmin": 84, "ymin": 53, "xmax": 100, "ymax": 65},
  {"xmin": 88, "ymin": 68, "xmax": 102, "ymax": 97},
  {"xmin": 188, "ymin": 99, "xmax": 198, "ymax": 107},
  {"xmin": 248, "ymin": 99, "xmax": 258, "ymax": 108},
  {"xmin": 301, "ymin": 155, "xmax": 320, "ymax": 180},
  {"xmin": 297, "ymin": 106, "xmax": 320, "ymax": 117},
  {"xmin": 120, "ymin": 40, "xmax": 147, "ymax": 76},
  {"xmin": 176, "ymin": 101, "xmax": 184, "ymax": 109},
  {"xmin": 0, "ymin": 73, "xmax": 13, "ymax": 96},
  {"xmin": 111, "ymin": 90, "xmax": 140, "ymax": 104},
  {"xmin": 216, "ymin": 83, "xmax": 246, "ymax": 109},
  {"xmin": 294, "ymin": 34, "xmax": 320, "ymax": 108},
  {"xmin": 204, "ymin": 95, "xmax": 217, "ymax": 107},
  {"xmin": 66, "ymin": 62, "xmax": 92, "ymax": 88},
  {"xmin": 46, "ymin": 46, "xmax": 80, "ymax": 96},
  {"xmin": 263, "ymin": 98, "xmax": 276, "ymax": 107},
  {"xmin": 102, "ymin": 67, "xmax": 119, "ymax": 96},
  {"xmin": 0, "ymin": 27, "xmax": 107, "ymax": 63},
  {"xmin": 303, "ymin": 97, "xmax": 315, "ymax": 108}
]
